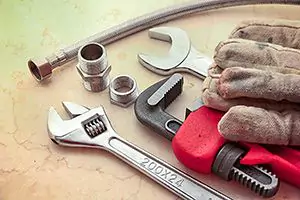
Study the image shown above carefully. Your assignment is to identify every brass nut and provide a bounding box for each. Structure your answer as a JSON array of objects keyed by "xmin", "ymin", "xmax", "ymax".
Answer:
[{"xmin": 28, "ymin": 58, "xmax": 52, "ymax": 81}]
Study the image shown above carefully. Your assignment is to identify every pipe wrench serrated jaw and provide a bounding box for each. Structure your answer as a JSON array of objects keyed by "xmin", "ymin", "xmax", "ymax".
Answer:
[
  {"xmin": 134, "ymin": 73, "xmax": 184, "ymax": 141},
  {"xmin": 47, "ymin": 102, "xmax": 115, "ymax": 148}
]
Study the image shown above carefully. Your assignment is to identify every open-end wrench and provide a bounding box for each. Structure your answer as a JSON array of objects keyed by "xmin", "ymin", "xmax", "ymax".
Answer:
[
  {"xmin": 138, "ymin": 27, "xmax": 212, "ymax": 79},
  {"xmin": 47, "ymin": 101, "xmax": 232, "ymax": 200}
]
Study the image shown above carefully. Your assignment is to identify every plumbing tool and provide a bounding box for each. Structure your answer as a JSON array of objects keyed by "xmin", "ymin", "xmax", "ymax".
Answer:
[
  {"xmin": 174, "ymin": 102, "xmax": 300, "ymax": 191},
  {"xmin": 47, "ymin": 101, "xmax": 232, "ymax": 200},
  {"xmin": 135, "ymin": 73, "xmax": 184, "ymax": 141},
  {"xmin": 138, "ymin": 27, "xmax": 212, "ymax": 79},
  {"xmin": 28, "ymin": 1, "xmax": 300, "ymax": 82},
  {"xmin": 134, "ymin": 73, "xmax": 279, "ymax": 197}
]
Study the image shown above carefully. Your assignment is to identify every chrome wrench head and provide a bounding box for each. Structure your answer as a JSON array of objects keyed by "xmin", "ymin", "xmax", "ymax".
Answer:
[
  {"xmin": 138, "ymin": 26, "xmax": 191, "ymax": 73},
  {"xmin": 138, "ymin": 27, "xmax": 212, "ymax": 79},
  {"xmin": 48, "ymin": 102, "xmax": 116, "ymax": 148}
]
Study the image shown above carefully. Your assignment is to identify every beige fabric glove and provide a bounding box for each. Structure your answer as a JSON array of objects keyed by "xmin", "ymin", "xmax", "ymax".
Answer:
[{"xmin": 202, "ymin": 19, "xmax": 300, "ymax": 146}]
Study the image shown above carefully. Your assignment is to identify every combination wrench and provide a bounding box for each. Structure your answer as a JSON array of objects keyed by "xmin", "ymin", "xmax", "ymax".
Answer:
[
  {"xmin": 47, "ymin": 101, "xmax": 232, "ymax": 200},
  {"xmin": 138, "ymin": 27, "xmax": 213, "ymax": 79}
]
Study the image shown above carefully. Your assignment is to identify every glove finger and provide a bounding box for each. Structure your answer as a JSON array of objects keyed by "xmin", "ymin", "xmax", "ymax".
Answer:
[
  {"xmin": 214, "ymin": 38, "xmax": 300, "ymax": 74},
  {"xmin": 201, "ymin": 72, "xmax": 300, "ymax": 111},
  {"xmin": 218, "ymin": 105, "xmax": 300, "ymax": 146},
  {"xmin": 230, "ymin": 19, "xmax": 300, "ymax": 49},
  {"xmin": 218, "ymin": 67, "xmax": 300, "ymax": 103},
  {"xmin": 202, "ymin": 75, "xmax": 232, "ymax": 111}
]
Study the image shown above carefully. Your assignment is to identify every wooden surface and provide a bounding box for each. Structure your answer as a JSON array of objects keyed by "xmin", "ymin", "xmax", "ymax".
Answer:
[{"xmin": 0, "ymin": 0, "xmax": 300, "ymax": 199}]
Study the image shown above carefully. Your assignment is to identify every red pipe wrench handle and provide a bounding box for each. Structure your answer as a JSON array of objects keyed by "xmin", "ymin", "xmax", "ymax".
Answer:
[
  {"xmin": 172, "ymin": 106, "xmax": 300, "ymax": 188},
  {"xmin": 172, "ymin": 106, "xmax": 225, "ymax": 174}
]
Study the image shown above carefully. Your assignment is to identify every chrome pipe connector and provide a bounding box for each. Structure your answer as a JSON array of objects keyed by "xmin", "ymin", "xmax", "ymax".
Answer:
[
  {"xmin": 109, "ymin": 75, "xmax": 139, "ymax": 107},
  {"xmin": 76, "ymin": 42, "xmax": 111, "ymax": 92}
]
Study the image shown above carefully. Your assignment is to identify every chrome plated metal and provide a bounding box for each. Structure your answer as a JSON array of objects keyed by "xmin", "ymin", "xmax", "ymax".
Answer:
[
  {"xmin": 76, "ymin": 42, "xmax": 111, "ymax": 92},
  {"xmin": 47, "ymin": 102, "xmax": 232, "ymax": 200},
  {"xmin": 138, "ymin": 27, "xmax": 213, "ymax": 79},
  {"xmin": 109, "ymin": 75, "xmax": 139, "ymax": 107}
]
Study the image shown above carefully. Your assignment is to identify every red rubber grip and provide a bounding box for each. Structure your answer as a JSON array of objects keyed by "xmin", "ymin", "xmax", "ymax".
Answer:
[
  {"xmin": 172, "ymin": 106, "xmax": 300, "ymax": 188},
  {"xmin": 172, "ymin": 106, "xmax": 225, "ymax": 173}
]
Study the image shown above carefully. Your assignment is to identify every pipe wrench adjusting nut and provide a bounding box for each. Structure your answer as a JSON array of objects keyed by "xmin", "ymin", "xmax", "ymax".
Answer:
[
  {"xmin": 77, "ymin": 42, "xmax": 111, "ymax": 92},
  {"xmin": 109, "ymin": 75, "xmax": 139, "ymax": 107}
]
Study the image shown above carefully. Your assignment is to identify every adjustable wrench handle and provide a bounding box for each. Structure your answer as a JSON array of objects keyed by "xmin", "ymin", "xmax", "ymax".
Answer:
[{"xmin": 106, "ymin": 135, "xmax": 232, "ymax": 200}]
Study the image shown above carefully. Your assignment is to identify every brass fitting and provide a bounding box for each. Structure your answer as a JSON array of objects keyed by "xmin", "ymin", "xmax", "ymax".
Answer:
[{"xmin": 28, "ymin": 58, "xmax": 53, "ymax": 81}]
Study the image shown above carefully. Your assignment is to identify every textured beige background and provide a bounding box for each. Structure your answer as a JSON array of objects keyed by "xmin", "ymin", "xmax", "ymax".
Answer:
[{"xmin": 0, "ymin": 0, "xmax": 300, "ymax": 199}]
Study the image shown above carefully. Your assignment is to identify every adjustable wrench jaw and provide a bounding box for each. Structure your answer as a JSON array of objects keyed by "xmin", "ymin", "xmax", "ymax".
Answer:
[{"xmin": 47, "ymin": 102, "xmax": 116, "ymax": 148}]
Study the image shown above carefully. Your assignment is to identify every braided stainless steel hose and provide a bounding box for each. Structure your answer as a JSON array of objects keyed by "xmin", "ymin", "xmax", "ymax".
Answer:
[{"xmin": 28, "ymin": 0, "xmax": 300, "ymax": 82}]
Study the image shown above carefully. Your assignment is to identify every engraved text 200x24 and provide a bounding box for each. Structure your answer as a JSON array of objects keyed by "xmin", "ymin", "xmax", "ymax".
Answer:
[{"xmin": 140, "ymin": 157, "xmax": 184, "ymax": 187}]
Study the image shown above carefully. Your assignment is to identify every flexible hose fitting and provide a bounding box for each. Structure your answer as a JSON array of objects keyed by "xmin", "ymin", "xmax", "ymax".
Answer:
[{"xmin": 27, "ymin": 0, "xmax": 300, "ymax": 82}]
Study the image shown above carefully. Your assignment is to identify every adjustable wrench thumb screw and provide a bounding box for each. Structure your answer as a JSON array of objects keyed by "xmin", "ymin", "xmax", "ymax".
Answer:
[{"xmin": 48, "ymin": 101, "xmax": 232, "ymax": 200}]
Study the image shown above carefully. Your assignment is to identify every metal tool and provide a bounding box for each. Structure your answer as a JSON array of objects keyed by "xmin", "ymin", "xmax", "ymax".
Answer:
[
  {"xmin": 134, "ymin": 73, "xmax": 280, "ymax": 197},
  {"xmin": 47, "ymin": 101, "xmax": 232, "ymax": 200},
  {"xmin": 135, "ymin": 73, "xmax": 184, "ymax": 140},
  {"xmin": 213, "ymin": 143, "xmax": 279, "ymax": 197},
  {"xmin": 185, "ymin": 98, "xmax": 204, "ymax": 119},
  {"xmin": 137, "ymin": 27, "xmax": 213, "ymax": 79},
  {"xmin": 109, "ymin": 75, "xmax": 139, "ymax": 107}
]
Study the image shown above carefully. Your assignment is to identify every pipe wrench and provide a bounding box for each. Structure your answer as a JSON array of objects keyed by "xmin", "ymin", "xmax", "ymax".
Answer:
[
  {"xmin": 134, "ymin": 74, "xmax": 279, "ymax": 198},
  {"xmin": 47, "ymin": 101, "xmax": 231, "ymax": 200}
]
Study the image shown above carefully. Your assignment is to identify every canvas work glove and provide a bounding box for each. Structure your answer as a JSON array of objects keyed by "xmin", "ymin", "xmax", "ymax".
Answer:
[{"xmin": 202, "ymin": 19, "xmax": 300, "ymax": 146}]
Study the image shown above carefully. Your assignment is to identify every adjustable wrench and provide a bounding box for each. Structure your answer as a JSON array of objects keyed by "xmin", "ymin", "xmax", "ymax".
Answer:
[
  {"xmin": 138, "ymin": 27, "xmax": 212, "ymax": 79},
  {"xmin": 47, "ymin": 102, "xmax": 232, "ymax": 200}
]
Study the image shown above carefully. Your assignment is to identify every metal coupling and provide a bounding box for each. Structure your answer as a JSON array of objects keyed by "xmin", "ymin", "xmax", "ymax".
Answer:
[
  {"xmin": 76, "ymin": 42, "xmax": 111, "ymax": 92},
  {"xmin": 109, "ymin": 75, "xmax": 139, "ymax": 107}
]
